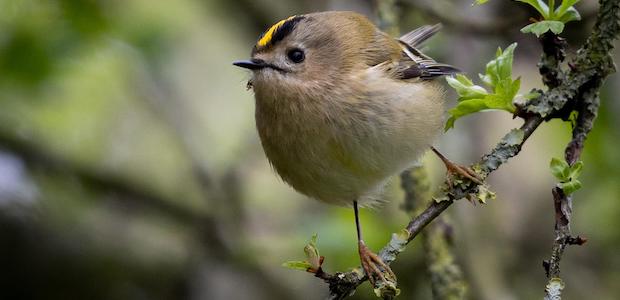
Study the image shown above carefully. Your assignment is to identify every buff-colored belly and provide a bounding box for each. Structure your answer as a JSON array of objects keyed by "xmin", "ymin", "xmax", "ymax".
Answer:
[{"xmin": 255, "ymin": 79, "xmax": 444, "ymax": 206}]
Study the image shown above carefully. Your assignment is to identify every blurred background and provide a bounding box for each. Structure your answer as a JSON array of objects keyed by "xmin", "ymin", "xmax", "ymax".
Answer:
[{"xmin": 0, "ymin": 0, "xmax": 617, "ymax": 299}]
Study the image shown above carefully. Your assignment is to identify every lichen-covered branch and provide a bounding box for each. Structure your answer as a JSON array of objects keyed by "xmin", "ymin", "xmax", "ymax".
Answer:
[
  {"xmin": 319, "ymin": 0, "xmax": 619, "ymax": 298},
  {"xmin": 524, "ymin": 0, "xmax": 619, "ymax": 118}
]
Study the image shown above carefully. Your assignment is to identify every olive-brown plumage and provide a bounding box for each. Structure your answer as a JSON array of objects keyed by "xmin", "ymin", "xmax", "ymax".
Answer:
[{"xmin": 234, "ymin": 11, "xmax": 459, "ymax": 285}]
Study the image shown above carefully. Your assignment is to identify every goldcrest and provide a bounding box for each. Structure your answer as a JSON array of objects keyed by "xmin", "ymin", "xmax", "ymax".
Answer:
[{"xmin": 233, "ymin": 11, "xmax": 459, "ymax": 284}]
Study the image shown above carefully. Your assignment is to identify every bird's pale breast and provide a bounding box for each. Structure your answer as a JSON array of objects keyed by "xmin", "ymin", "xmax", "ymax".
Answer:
[{"xmin": 254, "ymin": 69, "xmax": 444, "ymax": 206}]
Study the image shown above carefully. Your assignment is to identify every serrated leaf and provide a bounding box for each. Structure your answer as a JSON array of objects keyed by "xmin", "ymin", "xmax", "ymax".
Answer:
[
  {"xmin": 550, "ymin": 157, "xmax": 570, "ymax": 181},
  {"xmin": 521, "ymin": 21, "xmax": 565, "ymax": 37},
  {"xmin": 516, "ymin": 0, "xmax": 550, "ymax": 18},
  {"xmin": 282, "ymin": 261, "xmax": 312, "ymax": 271},
  {"xmin": 484, "ymin": 43, "xmax": 517, "ymax": 88},
  {"xmin": 559, "ymin": 180, "xmax": 582, "ymax": 195},
  {"xmin": 445, "ymin": 44, "xmax": 521, "ymax": 130}
]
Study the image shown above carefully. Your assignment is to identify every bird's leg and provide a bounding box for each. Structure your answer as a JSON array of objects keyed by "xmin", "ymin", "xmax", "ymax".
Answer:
[
  {"xmin": 354, "ymin": 201, "xmax": 396, "ymax": 285},
  {"xmin": 431, "ymin": 146, "xmax": 483, "ymax": 185}
]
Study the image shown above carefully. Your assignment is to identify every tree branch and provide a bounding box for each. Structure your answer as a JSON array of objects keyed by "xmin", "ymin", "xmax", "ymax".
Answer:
[{"xmin": 541, "ymin": 3, "xmax": 618, "ymax": 297}]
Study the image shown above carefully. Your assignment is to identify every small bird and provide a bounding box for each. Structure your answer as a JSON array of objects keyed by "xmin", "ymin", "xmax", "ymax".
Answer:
[{"xmin": 234, "ymin": 11, "xmax": 474, "ymax": 284}]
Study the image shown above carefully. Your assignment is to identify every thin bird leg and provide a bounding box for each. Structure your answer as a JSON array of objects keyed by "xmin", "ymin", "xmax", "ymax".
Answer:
[
  {"xmin": 354, "ymin": 201, "xmax": 396, "ymax": 285},
  {"xmin": 430, "ymin": 146, "xmax": 483, "ymax": 185}
]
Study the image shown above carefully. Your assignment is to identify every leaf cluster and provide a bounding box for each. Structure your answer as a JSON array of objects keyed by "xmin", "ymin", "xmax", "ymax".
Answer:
[
  {"xmin": 550, "ymin": 158, "xmax": 583, "ymax": 195},
  {"xmin": 475, "ymin": 0, "xmax": 581, "ymax": 37},
  {"xmin": 517, "ymin": 0, "xmax": 582, "ymax": 37},
  {"xmin": 445, "ymin": 43, "xmax": 537, "ymax": 130}
]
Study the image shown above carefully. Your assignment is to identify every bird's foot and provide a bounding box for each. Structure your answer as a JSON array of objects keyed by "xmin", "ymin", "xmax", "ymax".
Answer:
[
  {"xmin": 358, "ymin": 240, "xmax": 395, "ymax": 285},
  {"xmin": 431, "ymin": 147, "xmax": 483, "ymax": 185}
]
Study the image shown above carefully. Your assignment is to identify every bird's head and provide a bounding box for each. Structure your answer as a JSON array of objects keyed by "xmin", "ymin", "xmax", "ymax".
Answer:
[{"xmin": 233, "ymin": 12, "xmax": 379, "ymax": 97}]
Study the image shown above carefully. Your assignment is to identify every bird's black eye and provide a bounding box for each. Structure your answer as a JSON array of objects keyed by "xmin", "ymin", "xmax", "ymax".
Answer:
[{"xmin": 287, "ymin": 48, "xmax": 305, "ymax": 63}]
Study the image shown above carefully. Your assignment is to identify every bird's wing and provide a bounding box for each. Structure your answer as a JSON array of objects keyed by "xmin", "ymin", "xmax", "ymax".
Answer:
[
  {"xmin": 400, "ymin": 24, "xmax": 442, "ymax": 48},
  {"xmin": 379, "ymin": 24, "xmax": 460, "ymax": 81}
]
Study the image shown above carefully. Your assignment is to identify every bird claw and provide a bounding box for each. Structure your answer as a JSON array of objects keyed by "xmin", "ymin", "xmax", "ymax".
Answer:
[
  {"xmin": 445, "ymin": 161, "xmax": 484, "ymax": 185},
  {"xmin": 358, "ymin": 241, "xmax": 396, "ymax": 286},
  {"xmin": 431, "ymin": 147, "xmax": 483, "ymax": 185}
]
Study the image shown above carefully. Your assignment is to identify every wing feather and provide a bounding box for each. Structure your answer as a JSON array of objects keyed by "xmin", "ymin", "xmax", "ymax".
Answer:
[{"xmin": 386, "ymin": 25, "xmax": 460, "ymax": 80}]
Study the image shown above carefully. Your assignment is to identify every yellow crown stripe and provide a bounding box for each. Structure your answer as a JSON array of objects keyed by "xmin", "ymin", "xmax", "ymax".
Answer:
[{"xmin": 257, "ymin": 15, "xmax": 297, "ymax": 47}]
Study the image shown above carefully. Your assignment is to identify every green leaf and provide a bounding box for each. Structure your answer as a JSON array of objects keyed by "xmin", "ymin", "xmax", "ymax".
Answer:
[
  {"xmin": 568, "ymin": 161, "xmax": 584, "ymax": 180},
  {"xmin": 559, "ymin": 180, "xmax": 582, "ymax": 195},
  {"xmin": 283, "ymin": 234, "xmax": 323, "ymax": 272},
  {"xmin": 516, "ymin": 0, "xmax": 580, "ymax": 24},
  {"xmin": 304, "ymin": 234, "xmax": 321, "ymax": 269},
  {"xmin": 521, "ymin": 20, "xmax": 565, "ymax": 37},
  {"xmin": 550, "ymin": 158, "xmax": 584, "ymax": 195},
  {"xmin": 446, "ymin": 74, "xmax": 488, "ymax": 100},
  {"xmin": 445, "ymin": 98, "xmax": 488, "ymax": 130},
  {"xmin": 473, "ymin": 0, "xmax": 490, "ymax": 4},
  {"xmin": 550, "ymin": 157, "xmax": 570, "ymax": 181},
  {"xmin": 282, "ymin": 261, "xmax": 312, "ymax": 271},
  {"xmin": 516, "ymin": 0, "xmax": 550, "ymax": 18},
  {"xmin": 555, "ymin": 0, "xmax": 580, "ymax": 17},
  {"xmin": 557, "ymin": 6, "xmax": 581, "ymax": 23},
  {"xmin": 483, "ymin": 43, "xmax": 517, "ymax": 88},
  {"xmin": 490, "ymin": 77, "xmax": 520, "ymax": 110},
  {"xmin": 445, "ymin": 43, "xmax": 522, "ymax": 130}
]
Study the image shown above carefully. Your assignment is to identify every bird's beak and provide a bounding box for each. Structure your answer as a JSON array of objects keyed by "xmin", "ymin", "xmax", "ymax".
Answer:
[{"xmin": 233, "ymin": 59, "xmax": 268, "ymax": 70}]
